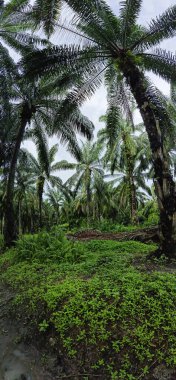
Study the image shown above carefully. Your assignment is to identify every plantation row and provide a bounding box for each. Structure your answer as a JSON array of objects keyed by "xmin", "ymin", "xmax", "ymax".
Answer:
[{"xmin": 0, "ymin": 0, "xmax": 176, "ymax": 256}]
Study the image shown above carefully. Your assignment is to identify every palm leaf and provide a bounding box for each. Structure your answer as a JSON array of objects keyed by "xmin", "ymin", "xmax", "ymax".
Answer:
[
  {"xmin": 51, "ymin": 160, "xmax": 76, "ymax": 171},
  {"xmin": 132, "ymin": 5, "xmax": 176, "ymax": 50},
  {"xmin": 31, "ymin": 120, "xmax": 50, "ymax": 177},
  {"xmin": 119, "ymin": 0, "xmax": 142, "ymax": 48},
  {"xmin": 142, "ymin": 48, "xmax": 176, "ymax": 82},
  {"xmin": 32, "ymin": 0, "xmax": 62, "ymax": 37},
  {"xmin": 48, "ymin": 143, "xmax": 58, "ymax": 164}
]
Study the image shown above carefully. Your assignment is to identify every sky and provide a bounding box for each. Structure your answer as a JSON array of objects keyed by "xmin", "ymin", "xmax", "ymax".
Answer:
[{"xmin": 20, "ymin": 0, "xmax": 176, "ymax": 181}]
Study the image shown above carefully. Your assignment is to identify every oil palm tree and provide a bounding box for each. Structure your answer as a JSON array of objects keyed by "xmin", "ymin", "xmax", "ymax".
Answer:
[
  {"xmin": 92, "ymin": 176, "xmax": 114, "ymax": 222},
  {"xmin": 24, "ymin": 0, "xmax": 176, "ymax": 256},
  {"xmin": 14, "ymin": 165, "xmax": 36, "ymax": 235},
  {"xmin": 21, "ymin": 143, "xmax": 67, "ymax": 228},
  {"xmin": 3, "ymin": 64, "xmax": 94, "ymax": 246},
  {"xmin": 46, "ymin": 187, "xmax": 65, "ymax": 225},
  {"xmin": 98, "ymin": 114, "xmax": 151, "ymax": 224},
  {"xmin": 56, "ymin": 141, "xmax": 104, "ymax": 226}
]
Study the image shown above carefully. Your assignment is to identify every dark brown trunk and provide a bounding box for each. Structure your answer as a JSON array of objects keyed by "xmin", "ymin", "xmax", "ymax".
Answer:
[
  {"xmin": 129, "ymin": 174, "xmax": 138, "ymax": 225},
  {"xmin": 86, "ymin": 185, "xmax": 91, "ymax": 227},
  {"xmin": 122, "ymin": 61, "xmax": 176, "ymax": 257},
  {"xmin": 37, "ymin": 176, "xmax": 45, "ymax": 229},
  {"xmin": 122, "ymin": 132, "xmax": 138, "ymax": 224},
  {"xmin": 86, "ymin": 168, "xmax": 91, "ymax": 227},
  {"xmin": 3, "ymin": 102, "xmax": 32, "ymax": 247},
  {"xmin": 18, "ymin": 199, "xmax": 22, "ymax": 236}
]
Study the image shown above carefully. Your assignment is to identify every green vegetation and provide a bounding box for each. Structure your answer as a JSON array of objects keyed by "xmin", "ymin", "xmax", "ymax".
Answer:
[
  {"xmin": 1, "ymin": 0, "xmax": 176, "ymax": 377},
  {"xmin": 0, "ymin": 230, "xmax": 176, "ymax": 379},
  {"xmin": 1, "ymin": 0, "xmax": 176, "ymax": 254}
]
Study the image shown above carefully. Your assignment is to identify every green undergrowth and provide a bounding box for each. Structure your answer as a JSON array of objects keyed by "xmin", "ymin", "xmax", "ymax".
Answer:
[
  {"xmin": 0, "ymin": 229, "xmax": 176, "ymax": 379},
  {"xmin": 70, "ymin": 221, "xmax": 145, "ymax": 233}
]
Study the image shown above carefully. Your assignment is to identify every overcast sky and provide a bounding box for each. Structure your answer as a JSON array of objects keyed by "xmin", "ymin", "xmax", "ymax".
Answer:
[{"xmin": 22, "ymin": 0, "xmax": 176, "ymax": 181}]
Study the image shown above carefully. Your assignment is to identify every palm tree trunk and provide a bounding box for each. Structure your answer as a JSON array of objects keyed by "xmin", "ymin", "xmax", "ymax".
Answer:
[
  {"xmin": 86, "ymin": 185, "xmax": 91, "ymax": 227},
  {"xmin": 37, "ymin": 176, "xmax": 44, "ymax": 229},
  {"xmin": 18, "ymin": 199, "xmax": 22, "ymax": 236},
  {"xmin": 122, "ymin": 132, "xmax": 138, "ymax": 224},
  {"xmin": 0, "ymin": 214, "xmax": 3, "ymax": 235},
  {"xmin": 129, "ymin": 174, "xmax": 138, "ymax": 225},
  {"xmin": 31, "ymin": 212, "xmax": 34, "ymax": 233},
  {"xmin": 39, "ymin": 197, "xmax": 42, "ymax": 228},
  {"xmin": 3, "ymin": 102, "xmax": 32, "ymax": 247},
  {"xmin": 122, "ymin": 62, "xmax": 176, "ymax": 257},
  {"xmin": 86, "ymin": 168, "xmax": 91, "ymax": 227}
]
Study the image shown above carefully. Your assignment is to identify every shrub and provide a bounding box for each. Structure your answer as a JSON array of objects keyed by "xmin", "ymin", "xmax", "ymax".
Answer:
[{"xmin": 0, "ymin": 232, "xmax": 175, "ymax": 379}]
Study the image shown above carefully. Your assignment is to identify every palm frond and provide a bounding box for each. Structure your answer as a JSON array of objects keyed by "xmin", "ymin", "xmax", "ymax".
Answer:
[
  {"xmin": 106, "ymin": 106, "xmax": 121, "ymax": 148},
  {"xmin": 53, "ymin": 101, "xmax": 94, "ymax": 140},
  {"xmin": 132, "ymin": 5, "xmax": 176, "ymax": 50},
  {"xmin": 142, "ymin": 48, "xmax": 176, "ymax": 82},
  {"xmin": 3, "ymin": 0, "xmax": 30, "ymax": 15},
  {"xmin": 143, "ymin": 77, "xmax": 172, "ymax": 136},
  {"xmin": 31, "ymin": 0, "xmax": 61, "ymax": 37},
  {"xmin": 51, "ymin": 160, "xmax": 76, "ymax": 171},
  {"xmin": 48, "ymin": 143, "xmax": 58, "ymax": 164},
  {"xmin": 48, "ymin": 175, "xmax": 63, "ymax": 188},
  {"xmin": 105, "ymin": 66, "xmax": 135, "ymax": 125},
  {"xmin": 30, "ymin": 121, "xmax": 50, "ymax": 177},
  {"xmin": 19, "ymin": 148, "xmax": 40, "ymax": 172},
  {"xmin": 119, "ymin": 0, "xmax": 142, "ymax": 48},
  {"xmin": 171, "ymin": 81, "xmax": 176, "ymax": 105},
  {"xmin": 22, "ymin": 44, "xmax": 106, "ymax": 78}
]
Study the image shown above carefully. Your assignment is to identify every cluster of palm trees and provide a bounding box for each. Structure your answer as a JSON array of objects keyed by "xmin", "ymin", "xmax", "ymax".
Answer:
[
  {"xmin": 1, "ymin": 124, "xmax": 153, "ymax": 235},
  {"xmin": 1, "ymin": 0, "xmax": 176, "ymax": 257}
]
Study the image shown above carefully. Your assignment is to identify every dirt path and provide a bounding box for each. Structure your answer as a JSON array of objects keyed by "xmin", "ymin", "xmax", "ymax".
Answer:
[
  {"xmin": 67, "ymin": 226, "xmax": 159, "ymax": 243},
  {"xmin": 0, "ymin": 284, "xmax": 53, "ymax": 380}
]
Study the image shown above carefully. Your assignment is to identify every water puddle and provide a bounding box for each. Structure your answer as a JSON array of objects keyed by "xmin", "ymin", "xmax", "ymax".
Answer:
[{"xmin": 0, "ymin": 286, "xmax": 52, "ymax": 380}]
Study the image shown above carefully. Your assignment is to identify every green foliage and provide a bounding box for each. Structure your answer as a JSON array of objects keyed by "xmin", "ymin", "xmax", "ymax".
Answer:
[
  {"xmin": 91, "ymin": 220, "xmax": 141, "ymax": 232},
  {"xmin": 1, "ymin": 231, "xmax": 176, "ymax": 378},
  {"xmin": 138, "ymin": 200, "xmax": 159, "ymax": 226},
  {"xmin": 0, "ymin": 234, "xmax": 4, "ymax": 248},
  {"xmin": 11, "ymin": 228, "xmax": 84, "ymax": 264}
]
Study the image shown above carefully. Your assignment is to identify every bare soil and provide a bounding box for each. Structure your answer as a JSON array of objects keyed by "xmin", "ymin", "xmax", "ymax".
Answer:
[{"xmin": 67, "ymin": 226, "xmax": 159, "ymax": 244}]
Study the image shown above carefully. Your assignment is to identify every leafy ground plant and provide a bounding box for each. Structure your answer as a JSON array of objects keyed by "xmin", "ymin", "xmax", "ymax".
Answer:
[{"xmin": 0, "ymin": 229, "xmax": 176, "ymax": 379}]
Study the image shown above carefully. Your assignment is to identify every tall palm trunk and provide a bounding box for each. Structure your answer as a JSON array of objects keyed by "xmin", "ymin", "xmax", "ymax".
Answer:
[
  {"xmin": 0, "ymin": 214, "xmax": 3, "ymax": 235},
  {"xmin": 86, "ymin": 172, "xmax": 91, "ymax": 227},
  {"xmin": 122, "ymin": 61, "xmax": 176, "ymax": 257},
  {"xmin": 18, "ymin": 199, "xmax": 22, "ymax": 236},
  {"xmin": 86, "ymin": 185, "xmax": 91, "ymax": 227},
  {"xmin": 3, "ymin": 102, "xmax": 32, "ymax": 247},
  {"xmin": 129, "ymin": 174, "xmax": 138, "ymax": 225},
  {"xmin": 37, "ymin": 176, "xmax": 45, "ymax": 229},
  {"xmin": 122, "ymin": 132, "xmax": 138, "ymax": 224}
]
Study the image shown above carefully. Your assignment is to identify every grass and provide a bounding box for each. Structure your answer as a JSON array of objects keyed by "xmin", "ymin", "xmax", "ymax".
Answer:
[{"xmin": 0, "ymin": 228, "xmax": 175, "ymax": 379}]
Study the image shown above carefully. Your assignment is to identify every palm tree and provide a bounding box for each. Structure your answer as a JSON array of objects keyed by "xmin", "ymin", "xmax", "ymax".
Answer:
[
  {"xmin": 3, "ymin": 63, "xmax": 94, "ymax": 246},
  {"xmin": 56, "ymin": 141, "xmax": 104, "ymax": 226},
  {"xmin": 92, "ymin": 176, "xmax": 113, "ymax": 222},
  {"xmin": 21, "ymin": 143, "xmax": 67, "ymax": 228},
  {"xmin": 14, "ymin": 164, "xmax": 36, "ymax": 235},
  {"xmin": 98, "ymin": 114, "xmax": 151, "ymax": 224},
  {"xmin": 46, "ymin": 187, "xmax": 65, "ymax": 226},
  {"xmin": 24, "ymin": 0, "xmax": 176, "ymax": 256}
]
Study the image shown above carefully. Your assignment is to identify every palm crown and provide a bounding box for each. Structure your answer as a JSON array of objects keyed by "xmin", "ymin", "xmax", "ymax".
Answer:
[{"xmin": 24, "ymin": 1, "xmax": 176, "ymax": 82}]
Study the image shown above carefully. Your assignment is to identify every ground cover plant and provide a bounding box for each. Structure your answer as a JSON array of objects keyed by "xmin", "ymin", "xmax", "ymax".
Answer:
[{"xmin": 0, "ymin": 229, "xmax": 176, "ymax": 379}]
